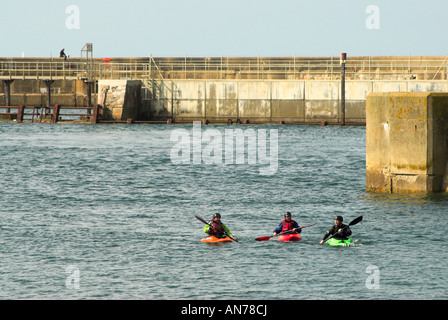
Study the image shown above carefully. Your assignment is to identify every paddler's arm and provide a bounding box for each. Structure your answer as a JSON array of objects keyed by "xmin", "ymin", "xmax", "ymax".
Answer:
[
  {"xmin": 272, "ymin": 224, "xmax": 282, "ymax": 236},
  {"xmin": 222, "ymin": 224, "xmax": 232, "ymax": 236},
  {"xmin": 293, "ymin": 221, "xmax": 302, "ymax": 233},
  {"xmin": 319, "ymin": 226, "xmax": 334, "ymax": 244},
  {"xmin": 320, "ymin": 232, "xmax": 330, "ymax": 244},
  {"xmin": 203, "ymin": 224, "xmax": 211, "ymax": 234},
  {"xmin": 339, "ymin": 225, "xmax": 352, "ymax": 238}
]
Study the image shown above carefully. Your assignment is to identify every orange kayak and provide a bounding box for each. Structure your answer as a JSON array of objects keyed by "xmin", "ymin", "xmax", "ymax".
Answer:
[
  {"xmin": 201, "ymin": 235, "xmax": 233, "ymax": 243},
  {"xmin": 277, "ymin": 233, "xmax": 302, "ymax": 242}
]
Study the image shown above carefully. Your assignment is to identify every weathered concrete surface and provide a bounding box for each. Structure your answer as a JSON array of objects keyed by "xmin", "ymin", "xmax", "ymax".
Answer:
[
  {"xmin": 97, "ymin": 80, "xmax": 142, "ymax": 121},
  {"xmin": 145, "ymin": 80, "xmax": 448, "ymax": 123},
  {"xmin": 3, "ymin": 78, "xmax": 448, "ymax": 124},
  {"xmin": 366, "ymin": 92, "xmax": 448, "ymax": 193}
]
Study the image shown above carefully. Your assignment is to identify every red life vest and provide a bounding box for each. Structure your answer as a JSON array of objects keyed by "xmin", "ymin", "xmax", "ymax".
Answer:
[
  {"xmin": 208, "ymin": 220, "xmax": 225, "ymax": 236},
  {"xmin": 282, "ymin": 219, "xmax": 296, "ymax": 232}
]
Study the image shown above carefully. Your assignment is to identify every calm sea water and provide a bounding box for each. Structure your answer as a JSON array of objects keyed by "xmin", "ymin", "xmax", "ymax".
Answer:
[{"xmin": 0, "ymin": 122, "xmax": 447, "ymax": 300}]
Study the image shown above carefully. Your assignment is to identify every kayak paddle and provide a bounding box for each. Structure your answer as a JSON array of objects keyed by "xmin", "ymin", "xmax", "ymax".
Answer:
[
  {"xmin": 195, "ymin": 215, "xmax": 239, "ymax": 242},
  {"xmin": 255, "ymin": 223, "xmax": 317, "ymax": 241},
  {"xmin": 322, "ymin": 215, "xmax": 363, "ymax": 243},
  {"xmin": 255, "ymin": 230, "xmax": 294, "ymax": 242}
]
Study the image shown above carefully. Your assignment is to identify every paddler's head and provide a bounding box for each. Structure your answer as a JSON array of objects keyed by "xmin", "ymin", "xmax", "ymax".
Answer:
[
  {"xmin": 284, "ymin": 211, "xmax": 292, "ymax": 221},
  {"xmin": 334, "ymin": 216, "xmax": 343, "ymax": 226},
  {"xmin": 213, "ymin": 213, "xmax": 221, "ymax": 221}
]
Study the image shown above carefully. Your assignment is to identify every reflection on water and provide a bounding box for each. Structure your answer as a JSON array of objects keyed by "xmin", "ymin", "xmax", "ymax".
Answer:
[{"xmin": 363, "ymin": 191, "xmax": 448, "ymax": 205}]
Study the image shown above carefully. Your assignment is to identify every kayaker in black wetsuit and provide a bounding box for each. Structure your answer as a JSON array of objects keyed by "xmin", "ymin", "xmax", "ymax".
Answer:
[
  {"xmin": 319, "ymin": 216, "xmax": 352, "ymax": 244},
  {"xmin": 203, "ymin": 213, "xmax": 234, "ymax": 239},
  {"xmin": 273, "ymin": 211, "xmax": 302, "ymax": 236}
]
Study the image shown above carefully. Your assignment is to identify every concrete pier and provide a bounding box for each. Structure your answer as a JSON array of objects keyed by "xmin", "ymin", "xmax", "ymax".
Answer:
[
  {"xmin": 366, "ymin": 92, "xmax": 448, "ymax": 193},
  {"xmin": 2, "ymin": 56, "xmax": 448, "ymax": 124}
]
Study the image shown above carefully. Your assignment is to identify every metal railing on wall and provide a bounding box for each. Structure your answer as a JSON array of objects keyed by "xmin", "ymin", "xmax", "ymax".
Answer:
[
  {"xmin": 149, "ymin": 56, "xmax": 448, "ymax": 80},
  {"xmin": 0, "ymin": 56, "xmax": 447, "ymax": 81}
]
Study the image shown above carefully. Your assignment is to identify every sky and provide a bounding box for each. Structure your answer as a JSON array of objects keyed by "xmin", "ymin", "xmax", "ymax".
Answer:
[{"xmin": 1, "ymin": 0, "xmax": 447, "ymax": 58}]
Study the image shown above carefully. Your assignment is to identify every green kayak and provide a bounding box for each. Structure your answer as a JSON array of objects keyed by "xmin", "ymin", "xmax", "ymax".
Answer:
[{"xmin": 326, "ymin": 238, "xmax": 353, "ymax": 247}]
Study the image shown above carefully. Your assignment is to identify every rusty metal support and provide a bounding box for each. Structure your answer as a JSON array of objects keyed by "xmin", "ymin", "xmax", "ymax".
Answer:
[
  {"xmin": 84, "ymin": 80, "xmax": 94, "ymax": 114},
  {"xmin": 3, "ymin": 80, "xmax": 14, "ymax": 113},
  {"xmin": 91, "ymin": 104, "xmax": 101, "ymax": 124},
  {"xmin": 44, "ymin": 80, "xmax": 54, "ymax": 108},
  {"xmin": 17, "ymin": 105, "xmax": 25, "ymax": 123},
  {"xmin": 52, "ymin": 105, "xmax": 61, "ymax": 123},
  {"xmin": 31, "ymin": 106, "xmax": 36, "ymax": 122}
]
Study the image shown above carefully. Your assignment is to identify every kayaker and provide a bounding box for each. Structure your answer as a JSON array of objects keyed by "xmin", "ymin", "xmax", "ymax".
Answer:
[
  {"xmin": 273, "ymin": 212, "xmax": 302, "ymax": 236},
  {"xmin": 319, "ymin": 216, "xmax": 352, "ymax": 244},
  {"xmin": 204, "ymin": 213, "xmax": 234, "ymax": 239}
]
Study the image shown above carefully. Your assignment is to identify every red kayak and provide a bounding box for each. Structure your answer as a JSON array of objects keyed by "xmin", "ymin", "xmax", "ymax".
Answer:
[{"xmin": 277, "ymin": 233, "xmax": 302, "ymax": 242}]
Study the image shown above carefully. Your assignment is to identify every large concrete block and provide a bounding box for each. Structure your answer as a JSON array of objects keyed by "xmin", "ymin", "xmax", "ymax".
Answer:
[
  {"xmin": 175, "ymin": 81, "xmax": 206, "ymax": 99},
  {"xmin": 305, "ymin": 100, "xmax": 339, "ymax": 122},
  {"xmin": 271, "ymin": 100, "xmax": 305, "ymax": 120},
  {"xmin": 366, "ymin": 92, "xmax": 448, "ymax": 193},
  {"xmin": 345, "ymin": 81, "xmax": 372, "ymax": 100},
  {"xmin": 345, "ymin": 100, "xmax": 365, "ymax": 122},
  {"xmin": 98, "ymin": 80, "xmax": 142, "ymax": 120},
  {"xmin": 238, "ymin": 81, "xmax": 270, "ymax": 100},
  {"xmin": 271, "ymin": 81, "xmax": 305, "ymax": 100},
  {"xmin": 239, "ymin": 99, "xmax": 270, "ymax": 118},
  {"xmin": 305, "ymin": 81, "xmax": 339, "ymax": 100},
  {"xmin": 174, "ymin": 99, "xmax": 204, "ymax": 118},
  {"xmin": 206, "ymin": 82, "xmax": 238, "ymax": 100},
  {"xmin": 206, "ymin": 99, "xmax": 238, "ymax": 118}
]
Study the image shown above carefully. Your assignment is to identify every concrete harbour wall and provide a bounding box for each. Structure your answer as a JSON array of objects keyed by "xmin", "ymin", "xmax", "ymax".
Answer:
[
  {"xmin": 2, "ymin": 78, "xmax": 448, "ymax": 124},
  {"xmin": 146, "ymin": 79, "xmax": 448, "ymax": 124}
]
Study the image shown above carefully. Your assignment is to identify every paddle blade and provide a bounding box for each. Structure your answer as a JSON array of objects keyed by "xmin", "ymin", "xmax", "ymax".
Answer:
[
  {"xmin": 255, "ymin": 236, "xmax": 271, "ymax": 241},
  {"xmin": 195, "ymin": 215, "xmax": 209, "ymax": 225},
  {"xmin": 348, "ymin": 216, "xmax": 363, "ymax": 226}
]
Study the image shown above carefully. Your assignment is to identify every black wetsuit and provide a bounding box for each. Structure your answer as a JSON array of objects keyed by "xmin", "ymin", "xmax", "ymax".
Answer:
[{"xmin": 322, "ymin": 223, "xmax": 352, "ymax": 241}]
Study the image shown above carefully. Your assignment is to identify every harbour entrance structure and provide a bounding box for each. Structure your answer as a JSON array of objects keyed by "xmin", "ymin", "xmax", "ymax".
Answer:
[{"xmin": 1, "ymin": 53, "xmax": 448, "ymax": 123}]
